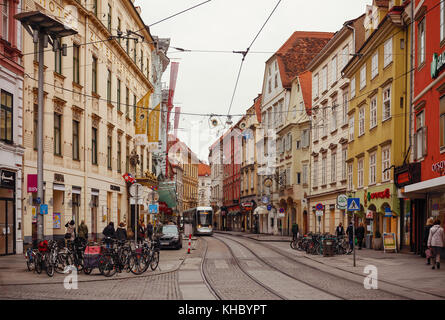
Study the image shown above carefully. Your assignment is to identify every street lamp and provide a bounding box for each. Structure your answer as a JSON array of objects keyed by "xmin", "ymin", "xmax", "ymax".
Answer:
[{"xmin": 15, "ymin": 11, "xmax": 77, "ymax": 242}]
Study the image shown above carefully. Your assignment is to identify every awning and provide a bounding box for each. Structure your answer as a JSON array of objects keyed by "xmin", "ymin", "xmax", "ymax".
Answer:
[
  {"xmin": 53, "ymin": 183, "xmax": 65, "ymax": 191},
  {"xmin": 404, "ymin": 175, "xmax": 445, "ymax": 195},
  {"xmin": 157, "ymin": 181, "xmax": 177, "ymax": 209},
  {"xmin": 254, "ymin": 206, "xmax": 268, "ymax": 215}
]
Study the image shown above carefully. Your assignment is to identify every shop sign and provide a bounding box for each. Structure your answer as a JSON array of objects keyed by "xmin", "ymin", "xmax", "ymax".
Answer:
[
  {"xmin": 431, "ymin": 51, "xmax": 445, "ymax": 79},
  {"xmin": 384, "ymin": 206, "xmax": 393, "ymax": 217},
  {"xmin": 27, "ymin": 174, "xmax": 38, "ymax": 193},
  {"xmin": 337, "ymin": 194, "xmax": 348, "ymax": 210},
  {"xmin": 394, "ymin": 163, "xmax": 421, "ymax": 188},
  {"xmin": 366, "ymin": 210, "xmax": 374, "ymax": 219},
  {"xmin": 54, "ymin": 173, "xmax": 64, "ymax": 183},
  {"xmin": 149, "ymin": 204, "xmax": 158, "ymax": 214},
  {"xmin": 110, "ymin": 185, "xmax": 121, "ymax": 192},
  {"xmin": 267, "ymin": 204, "xmax": 272, "ymax": 211},
  {"xmin": 262, "ymin": 196, "xmax": 269, "ymax": 204},
  {"xmin": 369, "ymin": 188, "xmax": 390, "ymax": 200},
  {"xmin": 432, "ymin": 160, "xmax": 445, "ymax": 175},
  {"xmin": 0, "ymin": 170, "xmax": 15, "ymax": 187},
  {"xmin": 383, "ymin": 233, "xmax": 397, "ymax": 252}
]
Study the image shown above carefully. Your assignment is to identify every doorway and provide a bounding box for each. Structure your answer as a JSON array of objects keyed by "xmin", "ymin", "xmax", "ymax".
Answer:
[{"xmin": 0, "ymin": 199, "xmax": 15, "ymax": 255}]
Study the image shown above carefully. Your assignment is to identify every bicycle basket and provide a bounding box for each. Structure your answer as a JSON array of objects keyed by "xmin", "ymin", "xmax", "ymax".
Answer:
[{"xmin": 38, "ymin": 240, "xmax": 48, "ymax": 252}]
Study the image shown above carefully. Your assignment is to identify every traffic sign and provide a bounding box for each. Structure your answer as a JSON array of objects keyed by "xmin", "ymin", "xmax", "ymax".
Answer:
[
  {"xmin": 315, "ymin": 203, "xmax": 324, "ymax": 211},
  {"xmin": 262, "ymin": 196, "xmax": 269, "ymax": 204},
  {"xmin": 40, "ymin": 204, "xmax": 48, "ymax": 215},
  {"xmin": 36, "ymin": 197, "xmax": 41, "ymax": 205},
  {"xmin": 149, "ymin": 204, "xmax": 158, "ymax": 214},
  {"xmin": 316, "ymin": 210, "xmax": 323, "ymax": 217},
  {"xmin": 384, "ymin": 207, "xmax": 393, "ymax": 217},
  {"xmin": 267, "ymin": 204, "xmax": 272, "ymax": 211},
  {"xmin": 347, "ymin": 198, "xmax": 360, "ymax": 211},
  {"xmin": 279, "ymin": 208, "xmax": 285, "ymax": 213}
]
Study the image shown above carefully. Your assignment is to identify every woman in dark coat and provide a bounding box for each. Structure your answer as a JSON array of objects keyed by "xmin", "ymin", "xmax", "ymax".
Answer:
[
  {"xmin": 356, "ymin": 222, "xmax": 365, "ymax": 250},
  {"xmin": 116, "ymin": 222, "xmax": 127, "ymax": 241},
  {"xmin": 102, "ymin": 222, "xmax": 116, "ymax": 248}
]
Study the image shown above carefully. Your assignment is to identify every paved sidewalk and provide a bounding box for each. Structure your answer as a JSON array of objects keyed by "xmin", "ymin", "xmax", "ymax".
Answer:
[
  {"xmin": 216, "ymin": 230, "xmax": 445, "ymax": 298},
  {"xmin": 215, "ymin": 230, "xmax": 291, "ymax": 242}
]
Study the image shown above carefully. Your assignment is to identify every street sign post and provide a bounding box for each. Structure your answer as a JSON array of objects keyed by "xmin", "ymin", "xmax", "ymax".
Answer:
[
  {"xmin": 347, "ymin": 198, "xmax": 360, "ymax": 267},
  {"xmin": 130, "ymin": 183, "xmax": 143, "ymax": 243}
]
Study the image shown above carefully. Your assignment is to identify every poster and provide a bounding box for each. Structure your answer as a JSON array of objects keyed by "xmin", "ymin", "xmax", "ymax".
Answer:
[
  {"xmin": 147, "ymin": 103, "xmax": 161, "ymax": 148},
  {"xmin": 53, "ymin": 212, "xmax": 61, "ymax": 229},
  {"xmin": 32, "ymin": 207, "xmax": 37, "ymax": 223},
  {"xmin": 383, "ymin": 232, "xmax": 397, "ymax": 251}
]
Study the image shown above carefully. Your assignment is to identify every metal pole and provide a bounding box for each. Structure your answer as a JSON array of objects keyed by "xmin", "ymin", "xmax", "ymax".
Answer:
[
  {"xmin": 36, "ymin": 32, "xmax": 45, "ymax": 242},
  {"xmin": 353, "ymin": 212, "xmax": 356, "ymax": 267},
  {"xmin": 135, "ymin": 187, "xmax": 138, "ymax": 243}
]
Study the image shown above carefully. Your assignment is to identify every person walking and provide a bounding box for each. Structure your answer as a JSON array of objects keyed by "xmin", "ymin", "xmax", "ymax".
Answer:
[
  {"xmin": 424, "ymin": 218, "xmax": 434, "ymax": 265},
  {"xmin": 428, "ymin": 219, "xmax": 445, "ymax": 270},
  {"xmin": 336, "ymin": 222, "xmax": 345, "ymax": 237},
  {"xmin": 291, "ymin": 223, "xmax": 299, "ymax": 241},
  {"xmin": 356, "ymin": 222, "xmax": 365, "ymax": 250},
  {"xmin": 346, "ymin": 221, "xmax": 354, "ymax": 254},
  {"xmin": 78, "ymin": 220, "xmax": 88, "ymax": 241},
  {"xmin": 116, "ymin": 222, "xmax": 127, "ymax": 241},
  {"xmin": 137, "ymin": 221, "xmax": 145, "ymax": 244},
  {"xmin": 102, "ymin": 222, "xmax": 116, "ymax": 248},
  {"xmin": 146, "ymin": 221, "xmax": 154, "ymax": 241}
]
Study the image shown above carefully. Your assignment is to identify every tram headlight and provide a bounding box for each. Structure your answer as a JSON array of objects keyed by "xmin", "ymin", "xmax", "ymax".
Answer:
[{"xmin": 198, "ymin": 224, "xmax": 202, "ymax": 229}]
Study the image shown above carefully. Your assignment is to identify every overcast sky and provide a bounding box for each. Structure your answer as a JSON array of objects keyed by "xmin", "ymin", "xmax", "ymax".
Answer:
[{"xmin": 137, "ymin": 0, "xmax": 372, "ymax": 162}]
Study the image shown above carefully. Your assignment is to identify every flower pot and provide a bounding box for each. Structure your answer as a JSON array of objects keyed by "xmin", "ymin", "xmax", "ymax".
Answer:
[{"xmin": 373, "ymin": 237, "xmax": 383, "ymax": 250}]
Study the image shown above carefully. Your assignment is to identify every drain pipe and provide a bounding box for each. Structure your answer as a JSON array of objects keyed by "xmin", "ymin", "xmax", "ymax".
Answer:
[{"xmin": 409, "ymin": 0, "xmax": 414, "ymax": 161}]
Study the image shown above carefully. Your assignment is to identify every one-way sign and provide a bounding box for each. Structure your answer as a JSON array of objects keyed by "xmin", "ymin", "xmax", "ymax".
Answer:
[{"xmin": 347, "ymin": 198, "xmax": 360, "ymax": 211}]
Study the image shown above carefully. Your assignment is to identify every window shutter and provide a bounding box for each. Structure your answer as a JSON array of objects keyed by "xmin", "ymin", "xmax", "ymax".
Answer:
[
  {"xmin": 413, "ymin": 132, "xmax": 417, "ymax": 160},
  {"xmin": 423, "ymin": 127, "xmax": 428, "ymax": 157}
]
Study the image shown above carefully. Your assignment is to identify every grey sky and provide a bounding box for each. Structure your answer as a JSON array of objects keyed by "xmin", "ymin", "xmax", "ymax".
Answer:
[{"xmin": 137, "ymin": 0, "xmax": 372, "ymax": 162}]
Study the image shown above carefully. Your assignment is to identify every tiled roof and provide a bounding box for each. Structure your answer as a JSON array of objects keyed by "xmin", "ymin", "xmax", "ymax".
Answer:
[
  {"xmin": 298, "ymin": 71, "xmax": 313, "ymax": 115},
  {"xmin": 275, "ymin": 31, "xmax": 334, "ymax": 88},
  {"xmin": 198, "ymin": 163, "xmax": 211, "ymax": 176}
]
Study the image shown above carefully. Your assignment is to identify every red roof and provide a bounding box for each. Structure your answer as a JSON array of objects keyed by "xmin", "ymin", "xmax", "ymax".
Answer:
[
  {"xmin": 274, "ymin": 31, "xmax": 334, "ymax": 88},
  {"xmin": 253, "ymin": 94, "xmax": 262, "ymax": 123},
  {"xmin": 298, "ymin": 71, "xmax": 312, "ymax": 115},
  {"xmin": 198, "ymin": 163, "xmax": 211, "ymax": 176}
]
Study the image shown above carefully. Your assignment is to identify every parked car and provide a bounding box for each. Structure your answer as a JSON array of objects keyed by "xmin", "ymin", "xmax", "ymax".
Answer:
[{"xmin": 159, "ymin": 225, "xmax": 182, "ymax": 250}]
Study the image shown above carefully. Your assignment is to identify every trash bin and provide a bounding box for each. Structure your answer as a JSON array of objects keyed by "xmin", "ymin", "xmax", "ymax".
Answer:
[
  {"xmin": 366, "ymin": 234, "xmax": 373, "ymax": 249},
  {"xmin": 323, "ymin": 239, "xmax": 334, "ymax": 257}
]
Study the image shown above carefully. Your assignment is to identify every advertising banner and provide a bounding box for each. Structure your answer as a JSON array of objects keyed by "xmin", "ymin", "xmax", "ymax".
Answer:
[
  {"xmin": 148, "ymin": 103, "xmax": 161, "ymax": 148},
  {"xmin": 27, "ymin": 174, "xmax": 37, "ymax": 193},
  {"xmin": 135, "ymin": 91, "xmax": 152, "ymax": 146}
]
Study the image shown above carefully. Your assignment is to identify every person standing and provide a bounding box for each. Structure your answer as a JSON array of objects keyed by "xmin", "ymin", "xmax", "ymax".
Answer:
[
  {"xmin": 137, "ymin": 221, "xmax": 145, "ymax": 243},
  {"xmin": 336, "ymin": 222, "xmax": 345, "ymax": 237},
  {"xmin": 428, "ymin": 219, "xmax": 445, "ymax": 270},
  {"xmin": 116, "ymin": 222, "xmax": 127, "ymax": 241},
  {"xmin": 346, "ymin": 222, "xmax": 354, "ymax": 254},
  {"xmin": 424, "ymin": 218, "xmax": 434, "ymax": 265},
  {"xmin": 78, "ymin": 220, "xmax": 88, "ymax": 241},
  {"xmin": 356, "ymin": 222, "xmax": 365, "ymax": 250},
  {"xmin": 64, "ymin": 220, "xmax": 76, "ymax": 246},
  {"xmin": 291, "ymin": 223, "xmax": 299, "ymax": 241},
  {"xmin": 146, "ymin": 221, "xmax": 154, "ymax": 241},
  {"xmin": 102, "ymin": 222, "xmax": 116, "ymax": 248}
]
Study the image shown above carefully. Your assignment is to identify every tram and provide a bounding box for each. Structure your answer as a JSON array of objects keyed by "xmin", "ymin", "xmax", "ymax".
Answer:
[{"xmin": 182, "ymin": 206, "xmax": 213, "ymax": 236}]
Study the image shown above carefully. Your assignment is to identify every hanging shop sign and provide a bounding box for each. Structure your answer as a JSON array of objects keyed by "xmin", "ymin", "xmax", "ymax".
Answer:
[
  {"xmin": 394, "ymin": 163, "xmax": 421, "ymax": 188},
  {"xmin": 384, "ymin": 206, "xmax": 393, "ymax": 217},
  {"xmin": 27, "ymin": 174, "xmax": 38, "ymax": 193},
  {"xmin": 337, "ymin": 194, "xmax": 348, "ymax": 210},
  {"xmin": 368, "ymin": 188, "xmax": 391, "ymax": 200},
  {"xmin": 431, "ymin": 51, "xmax": 445, "ymax": 79}
]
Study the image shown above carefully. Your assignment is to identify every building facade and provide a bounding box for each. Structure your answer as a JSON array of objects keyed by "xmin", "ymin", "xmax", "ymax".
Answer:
[
  {"xmin": 0, "ymin": 0, "xmax": 25, "ymax": 254},
  {"xmin": 209, "ymin": 137, "xmax": 224, "ymax": 229},
  {"xmin": 198, "ymin": 162, "xmax": 211, "ymax": 207},
  {"xmin": 21, "ymin": 0, "xmax": 158, "ymax": 243}
]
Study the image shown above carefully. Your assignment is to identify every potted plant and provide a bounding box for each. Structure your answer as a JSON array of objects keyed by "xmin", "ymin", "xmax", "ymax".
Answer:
[{"xmin": 373, "ymin": 231, "xmax": 383, "ymax": 250}]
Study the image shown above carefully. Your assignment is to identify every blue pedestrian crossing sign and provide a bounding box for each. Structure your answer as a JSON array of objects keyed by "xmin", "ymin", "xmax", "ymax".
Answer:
[
  {"xmin": 40, "ymin": 204, "xmax": 48, "ymax": 215},
  {"xmin": 347, "ymin": 198, "xmax": 360, "ymax": 211},
  {"xmin": 149, "ymin": 204, "xmax": 158, "ymax": 214}
]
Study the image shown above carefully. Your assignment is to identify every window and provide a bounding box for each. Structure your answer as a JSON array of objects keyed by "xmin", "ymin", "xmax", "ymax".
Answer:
[
  {"xmin": 117, "ymin": 139, "xmax": 122, "ymax": 173},
  {"xmin": 1, "ymin": 1, "xmax": 8, "ymax": 41},
  {"xmin": 0, "ymin": 90, "xmax": 12, "ymax": 143},
  {"xmin": 418, "ymin": 19, "xmax": 426, "ymax": 66},
  {"xmin": 369, "ymin": 152, "xmax": 376, "ymax": 185},
  {"xmin": 322, "ymin": 157, "xmax": 327, "ymax": 186},
  {"xmin": 384, "ymin": 37, "xmax": 393, "ymax": 67},
  {"xmin": 54, "ymin": 113, "xmax": 62, "ymax": 156},
  {"xmin": 348, "ymin": 163, "xmax": 353, "ymax": 190},
  {"xmin": 322, "ymin": 107, "xmax": 328, "ymax": 136},
  {"xmin": 357, "ymin": 158, "xmax": 364, "ymax": 188},
  {"xmin": 268, "ymin": 79, "xmax": 271, "ymax": 94},
  {"xmin": 73, "ymin": 44, "xmax": 80, "ymax": 84},
  {"xmin": 274, "ymin": 74, "xmax": 278, "ymax": 88},
  {"xmin": 313, "ymin": 116, "xmax": 319, "ymax": 141},
  {"xmin": 370, "ymin": 96, "xmax": 377, "ymax": 129},
  {"xmin": 441, "ymin": 96, "xmax": 445, "ymax": 149},
  {"xmin": 314, "ymin": 73, "xmax": 319, "ymax": 98},
  {"xmin": 296, "ymin": 140, "xmax": 301, "ymax": 149},
  {"xmin": 93, "ymin": 0, "xmax": 97, "ymax": 16},
  {"xmin": 383, "ymin": 85, "xmax": 391, "ymax": 121},
  {"xmin": 55, "ymin": 40, "xmax": 62, "ymax": 74},
  {"xmin": 349, "ymin": 115, "xmax": 354, "ymax": 141},
  {"xmin": 322, "ymin": 65, "xmax": 328, "ymax": 93},
  {"xmin": 133, "ymin": 94, "xmax": 137, "ymax": 123},
  {"xmin": 141, "ymin": 50, "xmax": 143, "ymax": 71},
  {"xmin": 331, "ymin": 99, "xmax": 337, "ymax": 131},
  {"xmin": 117, "ymin": 79, "xmax": 121, "ymax": 111},
  {"xmin": 125, "ymin": 87, "xmax": 129, "ymax": 117},
  {"xmin": 126, "ymin": 144, "xmax": 130, "ymax": 173},
  {"xmin": 331, "ymin": 152, "xmax": 336, "ymax": 183},
  {"xmin": 33, "ymin": 104, "xmax": 38, "ymax": 149},
  {"xmin": 382, "ymin": 146, "xmax": 391, "ymax": 182},
  {"xmin": 107, "ymin": 4, "xmax": 112, "ymax": 32},
  {"xmin": 107, "ymin": 70, "xmax": 111, "ymax": 103},
  {"xmin": 302, "ymin": 129, "xmax": 309, "ymax": 147},
  {"xmin": 342, "ymin": 45, "xmax": 349, "ymax": 69},
  {"xmin": 133, "ymin": 42, "xmax": 137, "ymax": 63},
  {"xmin": 302, "ymin": 164, "xmax": 308, "ymax": 185},
  {"xmin": 73, "ymin": 120, "xmax": 79, "ymax": 160},
  {"xmin": 117, "ymin": 18, "xmax": 121, "ymax": 44},
  {"xmin": 107, "ymin": 134, "xmax": 112, "ymax": 170},
  {"xmin": 441, "ymin": 1, "xmax": 445, "ymax": 42},
  {"xmin": 351, "ymin": 77, "xmax": 355, "ymax": 98},
  {"xmin": 360, "ymin": 65, "xmax": 366, "ymax": 89},
  {"xmin": 415, "ymin": 111, "xmax": 427, "ymax": 159},
  {"xmin": 92, "ymin": 127, "xmax": 98, "ymax": 165},
  {"xmin": 331, "ymin": 56, "xmax": 337, "ymax": 85},
  {"xmin": 358, "ymin": 106, "xmax": 365, "ymax": 136},
  {"xmin": 313, "ymin": 158, "xmax": 318, "ymax": 187},
  {"xmin": 342, "ymin": 90, "xmax": 348, "ymax": 125},
  {"xmin": 297, "ymin": 172, "xmax": 301, "ymax": 185},
  {"xmin": 126, "ymin": 37, "xmax": 129, "ymax": 55},
  {"xmin": 342, "ymin": 148, "xmax": 347, "ymax": 180},
  {"xmin": 92, "ymin": 56, "xmax": 97, "ymax": 93},
  {"xmin": 371, "ymin": 52, "xmax": 378, "ymax": 79}
]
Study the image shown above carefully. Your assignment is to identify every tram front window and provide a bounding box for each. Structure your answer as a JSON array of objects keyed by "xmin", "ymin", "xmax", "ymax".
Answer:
[{"xmin": 198, "ymin": 211, "xmax": 212, "ymax": 226}]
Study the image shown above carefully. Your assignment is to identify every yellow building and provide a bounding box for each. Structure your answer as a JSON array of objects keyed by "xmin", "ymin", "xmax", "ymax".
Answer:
[
  {"xmin": 22, "ymin": 0, "xmax": 156, "ymax": 242},
  {"xmin": 342, "ymin": 0, "xmax": 412, "ymax": 244}
]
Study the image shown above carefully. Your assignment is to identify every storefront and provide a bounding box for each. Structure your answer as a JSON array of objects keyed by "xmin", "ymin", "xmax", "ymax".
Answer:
[
  {"xmin": 241, "ymin": 200, "xmax": 256, "ymax": 232},
  {"xmin": 0, "ymin": 170, "xmax": 16, "ymax": 255}
]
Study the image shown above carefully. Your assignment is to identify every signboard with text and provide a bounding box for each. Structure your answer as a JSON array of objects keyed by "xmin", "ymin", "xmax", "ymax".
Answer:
[{"xmin": 383, "ymin": 232, "xmax": 397, "ymax": 252}]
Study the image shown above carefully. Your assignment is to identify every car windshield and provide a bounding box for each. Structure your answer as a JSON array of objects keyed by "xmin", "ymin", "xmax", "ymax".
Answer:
[{"xmin": 162, "ymin": 225, "xmax": 178, "ymax": 235}]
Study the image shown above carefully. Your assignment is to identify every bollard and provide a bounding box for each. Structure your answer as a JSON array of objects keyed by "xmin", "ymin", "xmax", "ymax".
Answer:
[{"xmin": 187, "ymin": 233, "xmax": 191, "ymax": 254}]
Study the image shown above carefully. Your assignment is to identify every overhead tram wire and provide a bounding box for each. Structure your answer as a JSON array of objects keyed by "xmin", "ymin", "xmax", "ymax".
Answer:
[{"xmin": 226, "ymin": 0, "xmax": 282, "ymax": 117}]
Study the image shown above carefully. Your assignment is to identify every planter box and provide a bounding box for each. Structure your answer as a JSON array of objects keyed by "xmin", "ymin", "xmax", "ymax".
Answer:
[{"xmin": 373, "ymin": 237, "xmax": 383, "ymax": 250}]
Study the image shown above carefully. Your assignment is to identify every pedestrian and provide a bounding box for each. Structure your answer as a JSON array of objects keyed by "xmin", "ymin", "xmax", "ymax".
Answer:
[
  {"xmin": 424, "ymin": 218, "xmax": 434, "ymax": 264},
  {"xmin": 146, "ymin": 221, "xmax": 154, "ymax": 241},
  {"xmin": 346, "ymin": 221, "xmax": 354, "ymax": 254},
  {"xmin": 102, "ymin": 222, "xmax": 116, "ymax": 248},
  {"xmin": 428, "ymin": 219, "xmax": 445, "ymax": 270},
  {"xmin": 64, "ymin": 220, "xmax": 76, "ymax": 246},
  {"xmin": 116, "ymin": 222, "xmax": 127, "ymax": 241},
  {"xmin": 356, "ymin": 222, "xmax": 365, "ymax": 250},
  {"xmin": 291, "ymin": 223, "xmax": 299, "ymax": 241},
  {"xmin": 137, "ymin": 221, "xmax": 145, "ymax": 243},
  {"xmin": 78, "ymin": 220, "xmax": 88, "ymax": 241},
  {"xmin": 336, "ymin": 222, "xmax": 345, "ymax": 238}
]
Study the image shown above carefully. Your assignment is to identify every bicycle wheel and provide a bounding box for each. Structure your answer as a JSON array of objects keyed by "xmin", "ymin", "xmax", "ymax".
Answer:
[
  {"xmin": 45, "ymin": 254, "xmax": 55, "ymax": 277},
  {"xmin": 55, "ymin": 253, "xmax": 67, "ymax": 274},
  {"xmin": 101, "ymin": 255, "xmax": 116, "ymax": 277},
  {"xmin": 150, "ymin": 251, "xmax": 159, "ymax": 271},
  {"xmin": 35, "ymin": 254, "xmax": 42, "ymax": 274},
  {"xmin": 290, "ymin": 240, "xmax": 297, "ymax": 250},
  {"xmin": 26, "ymin": 252, "xmax": 35, "ymax": 271},
  {"xmin": 129, "ymin": 254, "xmax": 143, "ymax": 275}
]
